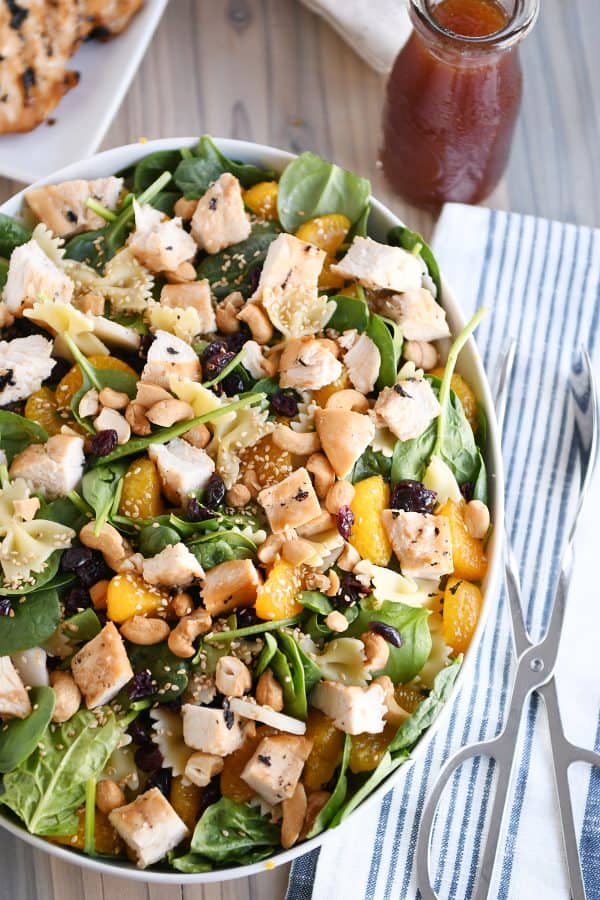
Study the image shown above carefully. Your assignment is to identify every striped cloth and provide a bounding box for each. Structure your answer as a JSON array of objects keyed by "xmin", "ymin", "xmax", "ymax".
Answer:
[{"xmin": 287, "ymin": 204, "xmax": 600, "ymax": 900}]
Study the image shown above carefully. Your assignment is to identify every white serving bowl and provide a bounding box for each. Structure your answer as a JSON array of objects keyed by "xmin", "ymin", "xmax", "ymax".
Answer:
[{"xmin": 0, "ymin": 138, "xmax": 504, "ymax": 884}]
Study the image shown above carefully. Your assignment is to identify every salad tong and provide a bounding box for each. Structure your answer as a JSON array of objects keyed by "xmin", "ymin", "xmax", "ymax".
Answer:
[{"xmin": 416, "ymin": 345, "xmax": 600, "ymax": 900}]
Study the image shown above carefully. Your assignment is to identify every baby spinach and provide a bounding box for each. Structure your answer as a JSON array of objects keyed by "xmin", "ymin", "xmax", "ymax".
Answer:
[
  {"xmin": 389, "ymin": 656, "xmax": 462, "ymax": 753},
  {"xmin": 174, "ymin": 136, "xmax": 274, "ymax": 198},
  {"xmin": 351, "ymin": 446, "xmax": 393, "ymax": 484},
  {"xmin": 472, "ymin": 451, "xmax": 488, "ymax": 504},
  {"xmin": 331, "ymin": 750, "xmax": 410, "ymax": 826},
  {"xmin": 138, "ymin": 523, "xmax": 180, "ymax": 557},
  {"xmin": 0, "ymin": 412, "xmax": 47, "ymax": 464},
  {"xmin": 299, "ymin": 591, "xmax": 333, "ymax": 615},
  {"xmin": 391, "ymin": 421, "xmax": 436, "ymax": 483},
  {"xmin": 81, "ymin": 462, "xmax": 128, "ymax": 534},
  {"xmin": 0, "ymin": 550, "xmax": 62, "ymax": 597},
  {"xmin": 269, "ymin": 647, "xmax": 297, "ymax": 715},
  {"xmin": 169, "ymin": 852, "xmax": 213, "ymax": 873},
  {"xmin": 38, "ymin": 496, "xmax": 88, "ymax": 533},
  {"xmin": 255, "ymin": 632, "xmax": 278, "ymax": 676},
  {"xmin": 275, "ymin": 631, "xmax": 321, "ymax": 720},
  {"xmin": 190, "ymin": 797, "xmax": 280, "ymax": 864},
  {"xmin": 65, "ymin": 335, "xmax": 137, "ymax": 403},
  {"xmin": 0, "ymin": 259, "xmax": 8, "ymax": 290},
  {"xmin": 326, "ymin": 293, "xmax": 370, "ymax": 333},
  {"xmin": 307, "ymin": 734, "xmax": 352, "ymax": 836},
  {"xmin": 0, "ymin": 707, "xmax": 125, "ymax": 836},
  {"xmin": 0, "ymin": 687, "xmax": 55, "ymax": 774},
  {"xmin": 128, "ymin": 643, "xmax": 190, "ymax": 702},
  {"xmin": 0, "ymin": 212, "xmax": 30, "ymax": 258},
  {"xmin": 189, "ymin": 535, "xmax": 254, "ymax": 570},
  {"xmin": 347, "ymin": 202, "xmax": 371, "ymax": 240},
  {"xmin": 197, "ymin": 221, "xmax": 279, "ymax": 299},
  {"xmin": 347, "ymin": 600, "xmax": 432, "ymax": 684},
  {"xmin": 150, "ymin": 191, "xmax": 181, "ymax": 216},
  {"xmin": 388, "ymin": 224, "xmax": 442, "ymax": 300},
  {"xmin": 62, "ymin": 608, "xmax": 102, "ymax": 644},
  {"xmin": 367, "ymin": 314, "xmax": 403, "ymax": 389},
  {"xmin": 0, "ymin": 589, "xmax": 60, "ymax": 653},
  {"xmin": 133, "ymin": 149, "xmax": 183, "ymax": 193},
  {"xmin": 277, "ymin": 151, "xmax": 371, "ymax": 232}
]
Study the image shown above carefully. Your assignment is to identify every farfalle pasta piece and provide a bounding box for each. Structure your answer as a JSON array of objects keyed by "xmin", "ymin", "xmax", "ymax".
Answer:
[
  {"xmin": 151, "ymin": 708, "xmax": 192, "ymax": 777},
  {"xmin": 301, "ymin": 636, "xmax": 369, "ymax": 687}
]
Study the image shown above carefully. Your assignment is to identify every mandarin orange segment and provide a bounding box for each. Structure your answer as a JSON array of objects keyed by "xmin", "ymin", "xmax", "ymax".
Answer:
[
  {"xmin": 313, "ymin": 369, "xmax": 351, "ymax": 407},
  {"xmin": 255, "ymin": 560, "xmax": 303, "ymax": 621},
  {"xmin": 243, "ymin": 181, "xmax": 279, "ymax": 220},
  {"xmin": 349, "ymin": 723, "xmax": 397, "ymax": 774},
  {"xmin": 318, "ymin": 259, "xmax": 346, "ymax": 290},
  {"xmin": 55, "ymin": 355, "xmax": 137, "ymax": 412},
  {"xmin": 437, "ymin": 499, "xmax": 488, "ymax": 581},
  {"xmin": 170, "ymin": 774, "xmax": 202, "ymax": 832},
  {"xmin": 431, "ymin": 368, "xmax": 478, "ymax": 431},
  {"xmin": 118, "ymin": 457, "xmax": 164, "ymax": 520},
  {"xmin": 395, "ymin": 684, "xmax": 425, "ymax": 715},
  {"xmin": 239, "ymin": 434, "xmax": 293, "ymax": 490},
  {"xmin": 106, "ymin": 572, "xmax": 169, "ymax": 623},
  {"xmin": 442, "ymin": 576, "xmax": 483, "ymax": 653},
  {"xmin": 24, "ymin": 386, "xmax": 69, "ymax": 436},
  {"xmin": 349, "ymin": 475, "xmax": 392, "ymax": 566},
  {"xmin": 295, "ymin": 214, "xmax": 351, "ymax": 256},
  {"xmin": 49, "ymin": 806, "xmax": 124, "ymax": 855},
  {"xmin": 303, "ymin": 709, "xmax": 345, "ymax": 791}
]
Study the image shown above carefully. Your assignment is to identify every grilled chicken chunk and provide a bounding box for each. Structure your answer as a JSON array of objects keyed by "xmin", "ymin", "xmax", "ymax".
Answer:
[{"xmin": 25, "ymin": 177, "xmax": 124, "ymax": 237}]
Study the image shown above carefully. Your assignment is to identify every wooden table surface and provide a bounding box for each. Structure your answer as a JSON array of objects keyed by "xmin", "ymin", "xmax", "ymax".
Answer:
[{"xmin": 0, "ymin": 1, "xmax": 597, "ymax": 898}]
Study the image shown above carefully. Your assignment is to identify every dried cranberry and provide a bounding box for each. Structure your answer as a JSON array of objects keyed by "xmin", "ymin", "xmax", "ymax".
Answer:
[
  {"xmin": 270, "ymin": 389, "xmax": 300, "ymax": 418},
  {"xmin": 0, "ymin": 596, "xmax": 12, "ymax": 617},
  {"xmin": 236, "ymin": 607, "xmax": 260, "ymax": 628},
  {"xmin": 90, "ymin": 429, "xmax": 118, "ymax": 457},
  {"xmin": 226, "ymin": 326, "xmax": 250, "ymax": 353},
  {"xmin": 337, "ymin": 505, "xmax": 355, "ymax": 540},
  {"xmin": 135, "ymin": 741, "xmax": 163, "ymax": 772},
  {"xmin": 145, "ymin": 767, "xmax": 172, "ymax": 798},
  {"xmin": 198, "ymin": 776, "xmax": 222, "ymax": 815},
  {"xmin": 162, "ymin": 696, "xmax": 182, "ymax": 712},
  {"xmin": 138, "ymin": 333, "xmax": 155, "ymax": 359},
  {"xmin": 186, "ymin": 497, "xmax": 213, "ymax": 522},
  {"xmin": 203, "ymin": 473, "xmax": 226, "ymax": 510},
  {"xmin": 390, "ymin": 480, "xmax": 437, "ymax": 515},
  {"xmin": 201, "ymin": 340, "xmax": 234, "ymax": 381},
  {"xmin": 127, "ymin": 669, "xmax": 157, "ymax": 701},
  {"xmin": 61, "ymin": 547, "xmax": 109, "ymax": 588},
  {"xmin": 460, "ymin": 481, "xmax": 474, "ymax": 502},
  {"xmin": 63, "ymin": 586, "xmax": 91, "ymax": 617},
  {"xmin": 221, "ymin": 371, "xmax": 245, "ymax": 396},
  {"xmin": 336, "ymin": 571, "xmax": 371, "ymax": 605},
  {"xmin": 61, "ymin": 546, "xmax": 94, "ymax": 572},
  {"xmin": 44, "ymin": 356, "xmax": 70, "ymax": 385},
  {"xmin": 127, "ymin": 716, "xmax": 152, "ymax": 746},
  {"xmin": 369, "ymin": 620, "xmax": 403, "ymax": 647},
  {"xmin": 247, "ymin": 263, "xmax": 263, "ymax": 295}
]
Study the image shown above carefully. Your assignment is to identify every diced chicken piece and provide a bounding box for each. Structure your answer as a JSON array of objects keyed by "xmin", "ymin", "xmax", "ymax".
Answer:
[
  {"xmin": 372, "ymin": 379, "xmax": 441, "ymax": 441},
  {"xmin": 9, "ymin": 433, "xmax": 85, "ymax": 500},
  {"xmin": 160, "ymin": 280, "xmax": 216, "ymax": 333},
  {"xmin": 181, "ymin": 703, "xmax": 251, "ymax": 756},
  {"xmin": 375, "ymin": 288, "xmax": 450, "ymax": 341},
  {"xmin": 25, "ymin": 177, "xmax": 124, "ymax": 238},
  {"xmin": 108, "ymin": 787, "xmax": 188, "ymax": 869},
  {"xmin": 0, "ymin": 656, "xmax": 32, "ymax": 719},
  {"xmin": 343, "ymin": 333, "xmax": 381, "ymax": 395},
  {"xmin": 0, "ymin": 334, "xmax": 55, "ymax": 405},
  {"xmin": 190, "ymin": 173, "xmax": 251, "ymax": 254},
  {"xmin": 331, "ymin": 236, "xmax": 423, "ymax": 293},
  {"xmin": 314, "ymin": 408, "xmax": 375, "ymax": 478},
  {"xmin": 3, "ymin": 238, "xmax": 73, "ymax": 314},
  {"xmin": 310, "ymin": 680, "xmax": 387, "ymax": 735},
  {"xmin": 148, "ymin": 438, "xmax": 215, "ymax": 505},
  {"xmin": 252, "ymin": 233, "xmax": 329, "ymax": 338},
  {"xmin": 11, "ymin": 648, "xmax": 49, "ymax": 688},
  {"xmin": 258, "ymin": 467, "xmax": 322, "ymax": 534},
  {"xmin": 142, "ymin": 542, "xmax": 204, "ymax": 589},
  {"xmin": 70, "ymin": 622, "xmax": 134, "ymax": 709},
  {"xmin": 279, "ymin": 337, "xmax": 342, "ymax": 391},
  {"xmin": 201, "ymin": 558, "xmax": 262, "ymax": 616},
  {"xmin": 128, "ymin": 201, "xmax": 197, "ymax": 274},
  {"xmin": 140, "ymin": 330, "xmax": 201, "ymax": 388},
  {"xmin": 241, "ymin": 734, "xmax": 313, "ymax": 806},
  {"xmin": 382, "ymin": 509, "xmax": 453, "ymax": 579}
]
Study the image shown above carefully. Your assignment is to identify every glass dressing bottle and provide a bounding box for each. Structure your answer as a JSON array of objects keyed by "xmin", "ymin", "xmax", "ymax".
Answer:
[{"xmin": 381, "ymin": 0, "xmax": 539, "ymax": 211}]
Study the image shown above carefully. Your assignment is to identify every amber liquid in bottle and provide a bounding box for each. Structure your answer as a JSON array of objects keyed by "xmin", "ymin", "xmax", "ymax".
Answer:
[{"xmin": 381, "ymin": 0, "xmax": 523, "ymax": 211}]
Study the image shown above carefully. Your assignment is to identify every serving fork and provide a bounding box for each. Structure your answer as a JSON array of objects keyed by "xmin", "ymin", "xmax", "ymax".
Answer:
[{"xmin": 416, "ymin": 344, "xmax": 600, "ymax": 900}]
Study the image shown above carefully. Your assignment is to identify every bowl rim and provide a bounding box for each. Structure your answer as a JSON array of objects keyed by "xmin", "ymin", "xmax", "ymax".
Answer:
[{"xmin": 0, "ymin": 136, "xmax": 505, "ymax": 884}]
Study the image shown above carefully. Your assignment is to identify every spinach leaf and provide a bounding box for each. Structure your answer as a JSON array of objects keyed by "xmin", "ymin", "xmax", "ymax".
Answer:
[
  {"xmin": 174, "ymin": 136, "xmax": 274, "ymax": 198},
  {"xmin": 0, "ymin": 412, "xmax": 47, "ymax": 464},
  {"xmin": 202, "ymin": 618, "xmax": 305, "ymax": 650},
  {"xmin": 62, "ymin": 608, "xmax": 102, "ymax": 644},
  {"xmin": 0, "ymin": 259, "xmax": 8, "ymax": 291},
  {"xmin": 138, "ymin": 524, "xmax": 180, "ymax": 557},
  {"xmin": 38, "ymin": 496, "xmax": 88, "ymax": 532},
  {"xmin": 389, "ymin": 656, "xmax": 462, "ymax": 753},
  {"xmin": 307, "ymin": 734, "xmax": 352, "ymax": 836},
  {"xmin": 388, "ymin": 225, "xmax": 442, "ymax": 300},
  {"xmin": 391, "ymin": 420, "xmax": 437, "ymax": 483},
  {"xmin": 347, "ymin": 600, "xmax": 432, "ymax": 683},
  {"xmin": 326, "ymin": 293, "xmax": 370, "ymax": 333},
  {"xmin": 276, "ymin": 631, "xmax": 321, "ymax": 719},
  {"xmin": 169, "ymin": 852, "xmax": 213, "ymax": 873},
  {"xmin": 111, "ymin": 310, "xmax": 149, "ymax": 334},
  {"xmin": 189, "ymin": 537, "xmax": 254, "ymax": 570},
  {"xmin": 255, "ymin": 632, "xmax": 278, "ymax": 676},
  {"xmin": 472, "ymin": 451, "xmax": 488, "ymax": 504},
  {"xmin": 196, "ymin": 222, "xmax": 279, "ymax": 299},
  {"xmin": 0, "ymin": 212, "xmax": 30, "ymax": 258},
  {"xmin": 0, "ymin": 550, "xmax": 62, "ymax": 596},
  {"xmin": 65, "ymin": 335, "xmax": 137, "ymax": 400},
  {"xmin": 128, "ymin": 643, "xmax": 190, "ymax": 702},
  {"xmin": 0, "ymin": 589, "xmax": 60, "ymax": 653},
  {"xmin": 347, "ymin": 202, "xmax": 370, "ymax": 240},
  {"xmin": 252, "ymin": 375, "xmax": 280, "ymax": 397},
  {"xmin": 81, "ymin": 463, "xmax": 128, "ymax": 534},
  {"xmin": 190, "ymin": 797, "xmax": 280, "ymax": 863},
  {"xmin": 0, "ymin": 687, "xmax": 55, "ymax": 774},
  {"xmin": 331, "ymin": 750, "xmax": 410, "ymax": 826},
  {"xmin": 299, "ymin": 591, "xmax": 333, "ymax": 615},
  {"xmin": 367, "ymin": 314, "xmax": 403, "ymax": 389},
  {"xmin": 0, "ymin": 707, "xmax": 124, "ymax": 836},
  {"xmin": 150, "ymin": 191, "xmax": 181, "ymax": 216},
  {"xmin": 277, "ymin": 152, "xmax": 370, "ymax": 232},
  {"xmin": 351, "ymin": 446, "xmax": 393, "ymax": 484},
  {"xmin": 133, "ymin": 150, "xmax": 183, "ymax": 193},
  {"xmin": 269, "ymin": 648, "xmax": 297, "ymax": 715}
]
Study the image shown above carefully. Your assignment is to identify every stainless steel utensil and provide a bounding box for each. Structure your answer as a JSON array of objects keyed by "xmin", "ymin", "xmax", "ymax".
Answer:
[{"xmin": 416, "ymin": 345, "xmax": 599, "ymax": 900}]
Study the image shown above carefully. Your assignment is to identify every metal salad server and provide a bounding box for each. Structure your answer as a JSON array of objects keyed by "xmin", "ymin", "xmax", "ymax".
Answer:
[{"xmin": 416, "ymin": 345, "xmax": 600, "ymax": 900}]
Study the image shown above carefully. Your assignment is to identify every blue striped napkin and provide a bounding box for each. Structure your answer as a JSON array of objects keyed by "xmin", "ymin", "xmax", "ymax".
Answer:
[{"xmin": 286, "ymin": 204, "xmax": 600, "ymax": 900}]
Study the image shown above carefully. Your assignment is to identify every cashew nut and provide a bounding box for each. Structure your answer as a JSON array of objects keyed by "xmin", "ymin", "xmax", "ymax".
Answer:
[
  {"xmin": 306, "ymin": 452, "xmax": 335, "ymax": 499},
  {"xmin": 255, "ymin": 669, "xmax": 284, "ymax": 711},
  {"xmin": 94, "ymin": 407, "xmax": 130, "ymax": 445},
  {"xmin": 296, "ymin": 511, "xmax": 335, "ymax": 538},
  {"xmin": 50, "ymin": 670, "xmax": 81, "ymax": 723},
  {"xmin": 325, "ymin": 610, "xmax": 348, "ymax": 633},
  {"xmin": 373, "ymin": 675, "xmax": 411, "ymax": 726},
  {"xmin": 95, "ymin": 779, "xmax": 126, "ymax": 814},
  {"xmin": 79, "ymin": 521, "xmax": 133, "ymax": 572},
  {"xmin": 325, "ymin": 389, "xmax": 369, "ymax": 413},
  {"xmin": 272, "ymin": 423, "xmax": 320, "ymax": 456},
  {"xmin": 78, "ymin": 388, "xmax": 99, "ymax": 419},
  {"xmin": 120, "ymin": 616, "xmax": 170, "ymax": 645},
  {"xmin": 403, "ymin": 340, "xmax": 438, "ymax": 371},
  {"xmin": 281, "ymin": 783, "xmax": 308, "ymax": 849},
  {"xmin": 135, "ymin": 382, "xmax": 172, "ymax": 408},
  {"xmin": 171, "ymin": 591, "xmax": 194, "ymax": 618},
  {"xmin": 174, "ymin": 196, "xmax": 198, "ymax": 220},
  {"xmin": 300, "ymin": 790, "xmax": 330, "ymax": 839},
  {"xmin": 146, "ymin": 398, "xmax": 194, "ymax": 427},
  {"xmin": 257, "ymin": 533, "xmax": 284, "ymax": 565},
  {"xmin": 325, "ymin": 479, "xmax": 355, "ymax": 515},
  {"xmin": 325, "ymin": 569, "xmax": 341, "ymax": 597},
  {"xmin": 165, "ymin": 261, "xmax": 196, "ymax": 283},
  {"xmin": 282, "ymin": 536, "xmax": 316, "ymax": 566},
  {"xmin": 184, "ymin": 752, "xmax": 224, "ymax": 787},
  {"xmin": 168, "ymin": 608, "xmax": 212, "ymax": 658},
  {"xmin": 237, "ymin": 302, "xmax": 273, "ymax": 344},
  {"xmin": 337, "ymin": 541, "xmax": 361, "ymax": 571},
  {"xmin": 125, "ymin": 402, "xmax": 151, "ymax": 436},
  {"xmin": 215, "ymin": 655, "xmax": 252, "ymax": 697},
  {"xmin": 183, "ymin": 423, "xmax": 211, "ymax": 449},
  {"xmin": 305, "ymin": 572, "xmax": 331, "ymax": 592},
  {"xmin": 215, "ymin": 291, "xmax": 244, "ymax": 334},
  {"xmin": 464, "ymin": 500, "xmax": 490, "ymax": 539},
  {"xmin": 98, "ymin": 387, "xmax": 129, "ymax": 410},
  {"xmin": 361, "ymin": 631, "xmax": 390, "ymax": 671},
  {"xmin": 226, "ymin": 483, "xmax": 252, "ymax": 508}
]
